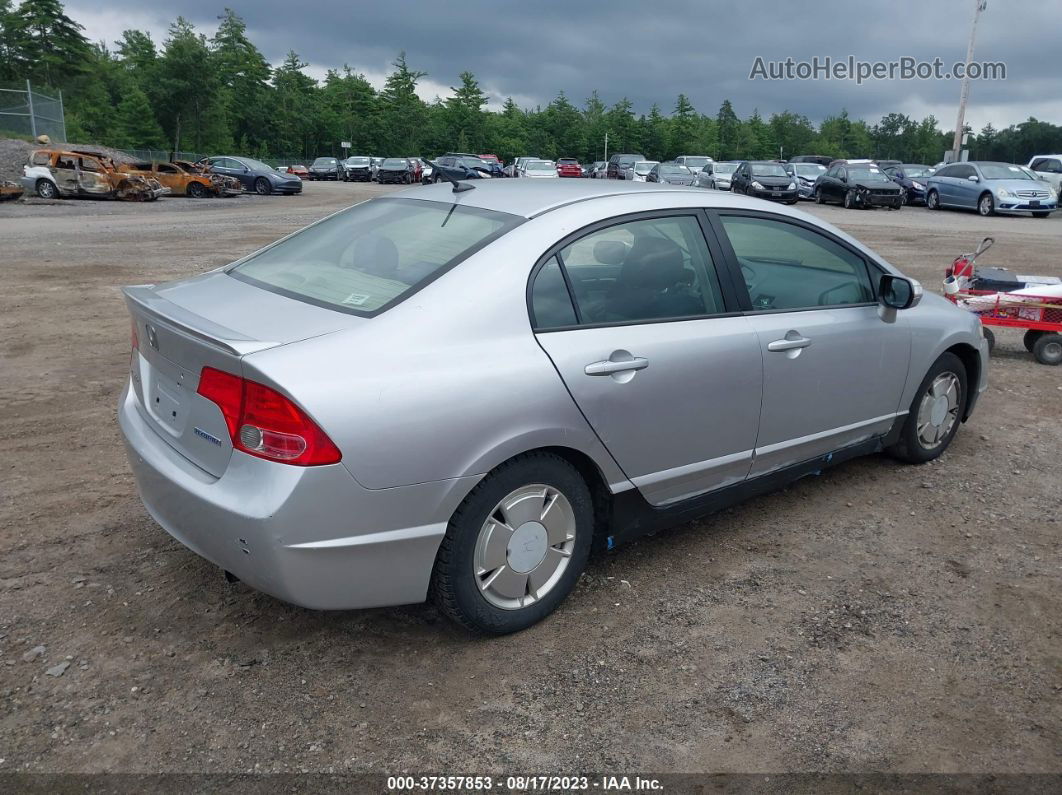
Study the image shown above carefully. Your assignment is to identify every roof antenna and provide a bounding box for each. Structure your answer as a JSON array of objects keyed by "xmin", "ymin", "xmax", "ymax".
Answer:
[{"xmin": 421, "ymin": 157, "xmax": 474, "ymax": 193}]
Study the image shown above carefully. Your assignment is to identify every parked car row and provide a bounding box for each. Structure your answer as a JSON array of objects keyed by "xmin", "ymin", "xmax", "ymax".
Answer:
[
  {"xmin": 673, "ymin": 155, "xmax": 1058, "ymax": 216},
  {"xmin": 19, "ymin": 148, "xmax": 280, "ymax": 200}
]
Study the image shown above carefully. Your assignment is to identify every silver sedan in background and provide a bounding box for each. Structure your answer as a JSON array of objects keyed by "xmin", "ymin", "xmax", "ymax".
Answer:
[
  {"xmin": 693, "ymin": 160, "xmax": 738, "ymax": 190},
  {"xmin": 119, "ymin": 180, "xmax": 988, "ymax": 634}
]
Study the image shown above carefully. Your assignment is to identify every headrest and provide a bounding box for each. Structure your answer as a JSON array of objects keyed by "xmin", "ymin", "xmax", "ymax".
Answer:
[
  {"xmin": 619, "ymin": 236, "xmax": 685, "ymax": 290},
  {"xmin": 593, "ymin": 239, "xmax": 628, "ymax": 265},
  {"xmin": 351, "ymin": 235, "xmax": 399, "ymax": 278}
]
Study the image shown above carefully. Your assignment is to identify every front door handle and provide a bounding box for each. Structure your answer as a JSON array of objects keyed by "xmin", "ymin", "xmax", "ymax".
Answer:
[
  {"xmin": 767, "ymin": 336, "xmax": 812, "ymax": 352},
  {"xmin": 584, "ymin": 356, "xmax": 649, "ymax": 376}
]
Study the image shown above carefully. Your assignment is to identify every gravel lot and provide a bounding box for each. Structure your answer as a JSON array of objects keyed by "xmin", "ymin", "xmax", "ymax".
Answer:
[{"xmin": 1, "ymin": 181, "xmax": 1059, "ymax": 776}]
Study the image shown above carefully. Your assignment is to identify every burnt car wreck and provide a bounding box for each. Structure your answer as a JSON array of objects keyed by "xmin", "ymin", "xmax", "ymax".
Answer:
[
  {"xmin": 21, "ymin": 149, "xmax": 169, "ymax": 201},
  {"xmin": 118, "ymin": 160, "xmax": 241, "ymax": 198}
]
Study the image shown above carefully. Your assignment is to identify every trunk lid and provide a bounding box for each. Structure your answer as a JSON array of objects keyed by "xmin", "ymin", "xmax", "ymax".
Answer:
[{"xmin": 123, "ymin": 272, "xmax": 358, "ymax": 477}]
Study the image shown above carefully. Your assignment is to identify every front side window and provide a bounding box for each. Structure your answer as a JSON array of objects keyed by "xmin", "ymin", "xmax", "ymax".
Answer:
[
  {"xmin": 231, "ymin": 198, "xmax": 522, "ymax": 316},
  {"xmin": 539, "ymin": 215, "xmax": 725, "ymax": 326},
  {"xmin": 720, "ymin": 215, "xmax": 875, "ymax": 311}
]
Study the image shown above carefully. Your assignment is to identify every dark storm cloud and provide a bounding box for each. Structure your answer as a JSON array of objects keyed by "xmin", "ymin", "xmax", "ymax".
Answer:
[{"xmin": 70, "ymin": 0, "xmax": 1062, "ymax": 127}]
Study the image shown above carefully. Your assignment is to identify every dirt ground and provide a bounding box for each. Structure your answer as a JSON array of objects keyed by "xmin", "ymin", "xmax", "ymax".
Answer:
[{"xmin": 1, "ymin": 181, "xmax": 1059, "ymax": 777}]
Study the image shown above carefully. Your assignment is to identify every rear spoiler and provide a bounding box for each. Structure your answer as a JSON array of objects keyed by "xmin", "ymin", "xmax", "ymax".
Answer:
[{"xmin": 122, "ymin": 285, "xmax": 278, "ymax": 356}]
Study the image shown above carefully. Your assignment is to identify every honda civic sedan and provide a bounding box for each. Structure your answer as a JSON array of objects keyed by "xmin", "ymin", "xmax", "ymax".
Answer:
[{"xmin": 119, "ymin": 180, "xmax": 988, "ymax": 634}]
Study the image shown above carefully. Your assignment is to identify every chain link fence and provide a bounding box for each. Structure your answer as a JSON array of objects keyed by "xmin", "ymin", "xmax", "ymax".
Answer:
[{"xmin": 0, "ymin": 81, "xmax": 66, "ymax": 141}]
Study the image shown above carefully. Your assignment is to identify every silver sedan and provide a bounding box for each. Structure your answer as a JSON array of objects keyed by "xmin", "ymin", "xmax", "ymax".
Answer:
[{"xmin": 119, "ymin": 180, "xmax": 988, "ymax": 633}]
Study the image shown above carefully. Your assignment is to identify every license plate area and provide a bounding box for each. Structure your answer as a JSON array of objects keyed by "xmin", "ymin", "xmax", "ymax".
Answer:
[
  {"xmin": 141, "ymin": 355, "xmax": 193, "ymax": 438},
  {"xmin": 1030, "ymin": 200, "xmax": 1040, "ymax": 207}
]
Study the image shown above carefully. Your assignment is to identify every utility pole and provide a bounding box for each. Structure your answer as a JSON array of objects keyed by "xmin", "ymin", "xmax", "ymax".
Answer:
[
  {"xmin": 951, "ymin": 0, "xmax": 987, "ymax": 163},
  {"xmin": 604, "ymin": 131, "xmax": 609, "ymax": 163}
]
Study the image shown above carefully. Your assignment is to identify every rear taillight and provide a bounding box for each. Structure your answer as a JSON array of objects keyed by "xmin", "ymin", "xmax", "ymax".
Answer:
[{"xmin": 197, "ymin": 367, "xmax": 341, "ymax": 466}]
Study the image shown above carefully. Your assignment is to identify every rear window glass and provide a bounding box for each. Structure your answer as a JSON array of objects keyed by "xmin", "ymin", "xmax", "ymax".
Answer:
[{"xmin": 229, "ymin": 198, "xmax": 522, "ymax": 316}]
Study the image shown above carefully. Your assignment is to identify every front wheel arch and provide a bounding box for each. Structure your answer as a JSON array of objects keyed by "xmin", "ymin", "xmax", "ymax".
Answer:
[{"xmin": 945, "ymin": 342, "xmax": 981, "ymax": 421}]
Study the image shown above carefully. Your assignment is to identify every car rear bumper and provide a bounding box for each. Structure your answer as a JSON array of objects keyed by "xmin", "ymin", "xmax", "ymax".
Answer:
[{"xmin": 118, "ymin": 383, "xmax": 472, "ymax": 610}]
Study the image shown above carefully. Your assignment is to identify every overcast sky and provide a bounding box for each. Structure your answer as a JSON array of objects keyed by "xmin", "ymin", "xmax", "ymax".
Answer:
[{"xmin": 68, "ymin": 0, "xmax": 1061, "ymax": 131}]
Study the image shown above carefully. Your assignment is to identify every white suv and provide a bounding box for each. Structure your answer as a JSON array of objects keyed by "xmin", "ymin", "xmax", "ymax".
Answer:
[{"xmin": 1027, "ymin": 155, "xmax": 1062, "ymax": 192}]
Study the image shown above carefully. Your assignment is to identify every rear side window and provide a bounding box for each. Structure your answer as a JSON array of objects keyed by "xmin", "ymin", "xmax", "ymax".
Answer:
[
  {"xmin": 230, "ymin": 198, "xmax": 522, "ymax": 316},
  {"xmin": 531, "ymin": 215, "xmax": 725, "ymax": 328},
  {"xmin": 530, "ymin": 257, "xmax": 577, "ymax": 329},
  {"xmin": 719, "ymin": 216, "xmax": 874, "ymax": 311}
]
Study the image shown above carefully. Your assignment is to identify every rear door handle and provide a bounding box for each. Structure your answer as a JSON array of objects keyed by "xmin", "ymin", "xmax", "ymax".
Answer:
[
  {"xmin": 584, "ymin": 356, "xmax": 649, "ymax": 376},
  {"xmin": 767, "ymin": 336, "xmax": 812, "ymax": 352}
]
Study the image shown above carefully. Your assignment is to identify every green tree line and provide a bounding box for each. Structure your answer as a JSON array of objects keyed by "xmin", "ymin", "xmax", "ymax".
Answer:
[{"xmin": 2, "ymin": 0, "xmax": 1060, "ymax": 165}]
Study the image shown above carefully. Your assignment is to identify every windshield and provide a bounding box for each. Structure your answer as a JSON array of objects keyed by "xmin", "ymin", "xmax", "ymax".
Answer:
[
  {"xmin": 457, "ymin": 156, "xmax": 488, "ymax": 169},
  {"xmin": 751, "ymin": 163, "xmax": 788, "ymax": 177},
  {"xmin": 682, "ymin": 157, "xmax": 711, "ymax": 169},
  {"xmin": 231, "ymin": 199, "xmax": 522, "ymax": 316},
  {"xmin": 382, "ymin": 158, "xmax": 407, "ymax": 167},
  {"xmin": 239, "ymin": 158, "xmax": 274, "ymax": 172},
  {"xmin": 901, "ymin": 165, "xmax": 932, "ymax": 177},
  {"xmin": 712, "ymin": 163, "xmax": 737, "ymax": 175},
  {"xmin": 526, "ymin": 161, "xmax": 555, "ymax": 172},
  {"xmin": 659, "ymin": 164, "xmax": 691, "ymax": 175},
  {"xmin": 634, "ymin": 162, "xmax": 658, "ymax": 175},
  {"xmin": 848, "ymin": 168, "xmax": 892, "ymax": 183},
  {"xmin": 345, "ymin": 157, "xmax": 370, "ymax": 166},
  {"xmin": 793, "ymin": 164, "xmax": 826, "ymax": 177},
  {"xmin": 979, "ymin": 164, "xmax": 1033, "ymax": 181},
  {"xmin": 313, "ymin": 158, "xmax": 337, "ymax": 166}
]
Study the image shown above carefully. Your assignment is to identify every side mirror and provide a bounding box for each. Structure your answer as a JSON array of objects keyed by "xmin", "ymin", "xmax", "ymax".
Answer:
[
  {"xmin": 879, "ymin": 274, "xmax": 922, "ymax": 310},
  {"xmin": 967, "ymin": 174, "xmax": 979, "ymax": 182}
]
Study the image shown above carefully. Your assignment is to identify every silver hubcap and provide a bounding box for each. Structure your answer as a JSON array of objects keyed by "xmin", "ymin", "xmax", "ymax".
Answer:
[
  {"xmin": 474, "ymin": 484, "xmax": 576, "ymax": 610},
  {"xmin": 980, "ymin": 197, "xmax": 991, "ymax": 214},
  {"xmin": 916, "ymin": 372, "xmax": 961, "ymax": 449}
]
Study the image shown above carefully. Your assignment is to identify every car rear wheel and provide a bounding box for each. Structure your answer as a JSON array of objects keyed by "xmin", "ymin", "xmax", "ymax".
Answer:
[
  {"xmin": 430, "ymin": 452, "xmax": 593, "ymax": 634},
  {"xmin": 927, "ymin": 190, "xmax": 941, "ymax": 210},
  {"xmin": 36, "ymin": 179, "xmax": 57, "ymax": 199},
  {"xmin": 887, "ymin": 352, "xmax": 967, "ymax": 464},
  {"xmin": 978, "ymin": 193, "xmax": 994, "ymax": 216},
  {"xmin": 254, "ymin": 177, "xmax": 271, "ymax": 196},
  {"xmin": 1032, "ymin": 333, "xmax": 1062, "ymax": 365},
  {"xmin": 187, "ymin": 181, "xmax": 207, "ymax": 198}
]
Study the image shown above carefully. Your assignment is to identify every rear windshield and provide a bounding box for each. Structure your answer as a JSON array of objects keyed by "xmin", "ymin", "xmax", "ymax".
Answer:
[
  {"xmin": 634, "ymin": 162, "xmax": 658, "ymax": 174},
  {"xmin": 229, "ymin": 198, "xmax": 522, "ymax": 316}
]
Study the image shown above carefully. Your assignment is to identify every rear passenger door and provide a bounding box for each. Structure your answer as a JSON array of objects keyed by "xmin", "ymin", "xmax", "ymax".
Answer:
[
  {"xmin": 530, "ymin": 212, "xmax": 762, "ymax": 506},
  {"xmin": 711, "ymin": 212, "xmax": 911, "ymax": 477}
]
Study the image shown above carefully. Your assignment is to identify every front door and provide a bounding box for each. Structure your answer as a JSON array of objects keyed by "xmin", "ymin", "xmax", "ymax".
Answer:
[
  {"xmin": 529, "ymin": 213, "xmax": 762, "ymax": 506},
  {"xmin": 714, "ymin": 213, "xmax": 911, "ymax": 477}
]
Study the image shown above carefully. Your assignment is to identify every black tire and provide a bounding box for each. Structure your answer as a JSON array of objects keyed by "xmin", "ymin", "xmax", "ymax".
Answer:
[
  {"xmin": 187, "ymin": 181, "xmax": 207, "ymax": 198},
  {"xmin": 815, "ymin": 187, "xmax": 825, "ymax": 204},
  {"xmin": 1032, "ymin": 333, "xmax": 1062, "ymax": 366},
  {"xmin": 900, "ymin": 190, "xmax": 909, "ymax": 206},
  {"xmin": 843, "ymin": 189, "xmax": 856, "ymax": 209},
  {"xmin": 430, "ymin": 452, "xmax": 594, "ymax": 635},
  {"xmin": 978, "ymin": 192, "xmax": 994, "ymax": 216},
  {"xmin": 982, "ymin": 326, "xmax": 995, "ymax": 353},
  {"xmin": 887, "ymin": 352, "xmax": 967, "ymax": 464},
  {"xmin": 1032, "ymin": 211, "xmax": 1050, "ymax": 218},
  {"xmin": 927, "ymin": 189, "xmax": 941, "ymax": 210},
  {"xmin": 1023, "ymin": 330, "xmax": 1044, "ymax": 352},
  {"xmin": 254, "ymin": 177, "xmax": 271, "ymax": 196},
  {"xmin": 36, "ymin": 179, "xmax": 57, "ymax": 199}
]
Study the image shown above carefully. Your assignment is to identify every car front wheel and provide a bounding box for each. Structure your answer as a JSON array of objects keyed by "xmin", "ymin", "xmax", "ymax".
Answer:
[
  {"xmin": 888, "ymin": 352, "xmax": 967, "ymax": 464},
  {"xmin": 978, "ymin": 193, "xmax": 994, "ymax": 216},
  {"xmin": 254, "ymin": 177, "xmax": 272, "ymax": 196},
  {"xmin": 431, "ymin": 452, "xmax": 593, "ymax": 634},
  {"xmin": 843, "ymin": 189, "xmax": 856, "ymax": 209}
]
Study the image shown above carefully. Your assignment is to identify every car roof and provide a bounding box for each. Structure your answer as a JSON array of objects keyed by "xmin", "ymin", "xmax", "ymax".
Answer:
[{"xmin": 392, "ymin": 178, "xmax": 758, "ymax": 219}]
